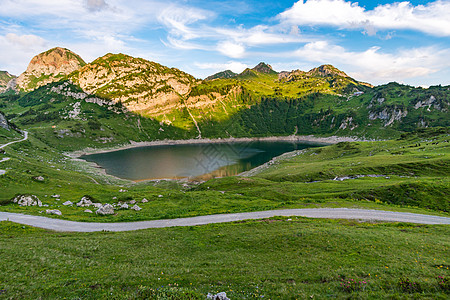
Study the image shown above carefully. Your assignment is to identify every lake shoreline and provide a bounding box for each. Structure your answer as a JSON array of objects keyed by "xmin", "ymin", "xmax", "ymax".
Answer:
[{"xmin": 67, "ymin": 135, "xmax": 361, "ymax": 158}]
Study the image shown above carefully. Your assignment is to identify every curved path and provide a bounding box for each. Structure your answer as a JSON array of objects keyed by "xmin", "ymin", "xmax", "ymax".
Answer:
[
  {"xmin": 1, "ymin": 208, "xmax": 449, "ymax": 232},
  {"xmin": 0, "ymin": 130, "xmax": 28, "ymax": 149}
]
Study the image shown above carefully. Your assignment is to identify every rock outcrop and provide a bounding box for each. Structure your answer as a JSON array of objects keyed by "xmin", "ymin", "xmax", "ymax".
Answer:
[
  {"xmin": 16, "ymin": 47, "xmax": 86, "ymax": 91},
  {"xmin": 0, "ymin": 112, "xmax": 10, "ymax": 130},
  {"xmin": 0, "ymin": 71, "xmax": 16, "ymax": 93},
  {"xmin": 12, "ymin": 195, "xmax": 42, "ymax": 207}
]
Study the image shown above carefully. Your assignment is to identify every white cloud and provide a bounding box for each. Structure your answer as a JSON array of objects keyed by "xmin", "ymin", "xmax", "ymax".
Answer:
[
  {"xmin": 195, "ymin": 61, "xmax": 248, "ymax": 74},
  {"xmin": 292, "ymin": 40, "xmax": 450, "ymax": 84},
  {"xmin": 5, "ymin": 33, "xmax": 47, "ymax": 49},
  {"xmin": 217, "ymin": 41, "xmax": 246, "ymax": 58},
  {"xmin": 85, "ymin": 0, "xmax": 109, "ymax": 12},
  {"xmin": 0, "ymin": 33, "xmax": 49, "ymax": 75},
  {"xmin": 279, "ymin": 0, "xmax": 450, "ymax": 36}
]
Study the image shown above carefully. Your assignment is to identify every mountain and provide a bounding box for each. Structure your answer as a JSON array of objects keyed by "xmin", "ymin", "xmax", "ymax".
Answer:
[
  {"xmin": 69, "ymin": 53, "xmax": 198, "ymax": 121},
  {"xmin": 205, "ymin": 70, "xmax": 237, "ymax": 81},
  {"xmin": 15, "ymin": 47, "xmax": 86, "ymax": 92},
  {"xmin": 252, "ymin": 62, "xmax": 277, "ymax": 74},
  {"xmin": 0, "ymin": 71, "xmax": 16, "ymax": 93}
]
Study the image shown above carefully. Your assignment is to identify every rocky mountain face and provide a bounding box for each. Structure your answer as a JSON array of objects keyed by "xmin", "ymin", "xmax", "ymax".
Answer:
[
  {"xmin": 16, "ymin": 47, "xmax": 86, "ymax": 92},
  {"xmin": 0, "ymin": 71, "xmax": 16, "ymax": 93},
  {"xmin": 69, "ymin": 53, "xmax": 198, "ymax": 119}
]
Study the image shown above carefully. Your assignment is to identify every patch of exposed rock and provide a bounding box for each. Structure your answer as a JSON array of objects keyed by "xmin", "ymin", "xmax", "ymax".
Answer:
[
  {"xmin": 12, "ymin": 195, "xmax": 42, "ymax": 207},
  {"xmin": 207, "ymin": 292, "xmax": 230, "ymax": 300},
  {"xmin": 16, "ymin": 47, "xmax": 86, "ymax": 91},
  {"xmin": 77, "ymin": 196, "xmax": 93, "ymax": 207},
  {"xmin": 369, "ymin": 106, "xmax": 408, "ymax": 126},
  {"xmin": 0, "ymin": 112, "xmax": 10, "ymax": 130}
]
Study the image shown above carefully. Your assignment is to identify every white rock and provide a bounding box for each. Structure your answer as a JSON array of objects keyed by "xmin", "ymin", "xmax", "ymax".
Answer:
[
  {"xmin": 84, "ymin": 209, "xmax": 93, "ymax": 213},
  {"xmin": 76, "ymin": 196, "xmax": 93, "ymax": 207},
  {"xmin": 52, "ymin": 194, "xmax": 60, "ymax": 198},
  {"xmin": 46, "ymin": 209, "xmax": 62, "ymax": 216},
  {"xmin": 131, "ymin": 204, "xmax": 142, "ymax": 211},
  {"xmin": 141, "ymin": 198, "xmax": 148, "ymax": 203},
  {"xmin": 62, "ymin": 201, "xmax": 73, "ymax": 206},
  {"xmin": 120, "ymin": 203, "xmax": 129, "ymax": 209},
  {"xmin": 96, "ymin": 204, "xmax": 114, "ymax": 215},
  {"xmin": 12, "ymin": 195, "xmax": 42, "ymax": 207},
  {"xmin": 129, "ymin": 200, "xmax": 136, "ymax": 204},
  {"xmin": 93, "ymin": 203, "xmax": 102, "ymax": 208},
  {"xmin": 158, "ymin": 195, "xmax": 163, "ymax": 198}
]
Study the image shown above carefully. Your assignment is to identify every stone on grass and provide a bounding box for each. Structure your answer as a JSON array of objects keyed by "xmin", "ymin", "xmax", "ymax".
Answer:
[
  {"xmin": 129, "ymin": 200, "xmax": 136, "ymax": 204},
  {"xmin": 46, "ymin": 209, "xmax": 62, "ymax": 216},
  {"xmin": 93, "ymin": 203, "xmax": 102, "ymax": 208},
  {"xmin": 96, "ymin": 204, "xmax": 114, "ymax": 215},
  {"xmin": 62, "ymin": 201, "xmax": 73, "ymax": 206},
  {"xmin": 141, "ymin": 198, "xmax": 148, "ymax": 203},
  {"xmin": 131, "ymin": 204, "xmax": 142, "ymax": 211},
  {"xmin": 120, "ymin": 203, "xmax": 129, "ymax": 209},
  {"xmin": 158, "ymin": 195, "xmax": 163, "ymax": 198},
  {"xmin": 207, "ymin": 292, "xmax": 229, "ymax": 300},
  {"xmin": 33, "ymin": 176, "xmax": 45, "ymax": 182},
  {"xmin": 12, "ymin": 195, "xmax": 42, "ymax": 207},
  {"xmin": 52, "ymin": 194, "xmax": 60, "ymax": 198},
  {"xmin": 84, "ymin": 209, "xmax": 93, "ymax": 213},
  {"xmin": 77, "ymin": 196, "xmax": 93, "ymax": 207}
]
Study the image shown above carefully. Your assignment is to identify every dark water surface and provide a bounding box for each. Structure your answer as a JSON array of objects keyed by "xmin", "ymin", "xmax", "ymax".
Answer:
[{"xmin": 81, "ymin": 141, "xmax": 322, "ymax": 181}]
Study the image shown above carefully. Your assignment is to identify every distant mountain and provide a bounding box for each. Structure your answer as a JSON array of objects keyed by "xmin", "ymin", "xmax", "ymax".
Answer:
[
  {"xmin": 252, "ymin": 62, "xmax": 277, "ymax": 74},
  {"xmin": 205, "ymin": 70, "xmax": 237, "ymax": 81},
  {"xmin": 16, "ymin": 47, "xmax": 86, "ymax": 92},
  {"xmin": 0, "ymin": 71, "xmax": 16, "ymax": 93}
]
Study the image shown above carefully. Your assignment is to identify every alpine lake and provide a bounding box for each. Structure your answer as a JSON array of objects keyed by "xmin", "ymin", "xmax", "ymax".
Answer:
[{"xmin": 80, "ymin": 140, "xmax": 323, "ymax": 181}]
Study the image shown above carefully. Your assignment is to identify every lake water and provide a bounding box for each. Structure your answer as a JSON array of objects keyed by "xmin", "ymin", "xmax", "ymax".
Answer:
[{"xmin": 81, "ymin": 141, "xmax": 322, "ymax": 181}]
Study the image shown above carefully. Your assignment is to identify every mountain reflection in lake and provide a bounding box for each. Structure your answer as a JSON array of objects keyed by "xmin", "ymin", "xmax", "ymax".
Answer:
[{"xmin": 80, "ymin": 141, "xmax": 321, "ymax": 181}]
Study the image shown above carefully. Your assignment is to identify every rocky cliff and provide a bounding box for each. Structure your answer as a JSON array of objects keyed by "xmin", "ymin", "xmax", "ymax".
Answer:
[
  {"xmin": 16, "ymin": 47, "xmax": 86, "ymax": 92},
  {"xmin": 0, "ymin": 71, "xmax": 16, "ymax": 93}
]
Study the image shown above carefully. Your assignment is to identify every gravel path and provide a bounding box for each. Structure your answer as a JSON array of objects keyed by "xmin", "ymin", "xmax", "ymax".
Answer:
[
  {"xmin": 0, "ymin": 130, "xmax": 28, "ymax": 149},
  {"xmin": 0, "ymin": 208, "xmax": 448, "ymax": 232}
]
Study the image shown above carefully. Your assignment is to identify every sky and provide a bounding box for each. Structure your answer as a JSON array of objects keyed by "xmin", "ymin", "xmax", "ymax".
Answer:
[{"xmin": 1, "ymin": 0, "xmax": 450, "ymax": 87}]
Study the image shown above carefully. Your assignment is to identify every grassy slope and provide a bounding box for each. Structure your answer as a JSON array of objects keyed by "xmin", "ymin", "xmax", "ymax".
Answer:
[
  {"xmin": 0, "ymin": 219, "xmax": 448, "ymax": 299},
  {"xmin": 0, "ymin": 128, "xmax": 448, "ymax": 223}
]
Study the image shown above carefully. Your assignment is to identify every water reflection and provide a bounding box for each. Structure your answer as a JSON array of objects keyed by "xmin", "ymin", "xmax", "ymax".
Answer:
[{"xmin": 81, "ymin": 141, "xmax": 320, "ymax": 181}]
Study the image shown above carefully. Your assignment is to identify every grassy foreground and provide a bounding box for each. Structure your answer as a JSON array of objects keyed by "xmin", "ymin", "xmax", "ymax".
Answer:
[{"xmin": 0, "ymin": 218, "xmax": 449, "ymax": 299}]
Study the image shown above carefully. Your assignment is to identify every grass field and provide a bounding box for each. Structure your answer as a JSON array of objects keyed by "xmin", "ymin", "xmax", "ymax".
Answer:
[{"xmin": 0, "ymin": 218, "xmax": 448, "ymax": 299}]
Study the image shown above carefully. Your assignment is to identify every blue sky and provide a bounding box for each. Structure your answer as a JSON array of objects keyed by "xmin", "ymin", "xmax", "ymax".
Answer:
[{"xmin": 1, "ymin": 0, "xmax": 450, "ymax": 86}]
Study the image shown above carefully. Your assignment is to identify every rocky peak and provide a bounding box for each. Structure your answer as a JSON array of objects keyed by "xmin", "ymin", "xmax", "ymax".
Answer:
[
  {"xmin": 16, "ymin": 47, "xmax": 86, "ymax": 91},
  {"xmin": 307, "ymin": 64, "xmax": 349, "ymax": 78},
  {"xmin": 252, "ymin": 62, "xmax": 277, "ymax": 74}
]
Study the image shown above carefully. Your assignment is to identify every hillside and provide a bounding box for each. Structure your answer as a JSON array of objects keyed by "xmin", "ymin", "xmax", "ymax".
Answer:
[
  {"xmin": 15, "ymin": 47, "xmax": 86, "ymax": 92},
  {"xmin": 69, "ymin": 53, "xmax": 198, "ymax": 126},
  {"xmin": 0, "ymin": 71, "xmax": 16, "ymax": 93}
]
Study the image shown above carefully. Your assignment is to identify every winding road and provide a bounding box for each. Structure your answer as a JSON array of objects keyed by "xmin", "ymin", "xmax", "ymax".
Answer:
[
  {"xmin": 0, "ymin": 208, "xmax": 449, "ymax": 232},
  {"xmin": 0, "ymin": 130, "xmax": 28, "ymax": 149}
]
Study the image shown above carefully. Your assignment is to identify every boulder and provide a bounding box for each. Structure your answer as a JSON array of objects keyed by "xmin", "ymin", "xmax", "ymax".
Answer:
[
  {"xmin": 96, "ymin": 204, "xmax": 114, "ymax": 215},
  {"xmin": 62, "ymin": 201, "xmax": 73, "ymax": 206},
  {"xmin": 12, "ymin": 195, "xmax": 42, "ymax": 207},
  {"xmin": 33, "ymin": 176, "xmax": 45, "ymax": 182},
  {"xmin": 84, "ymin": 209, "xmax": 93, "ymax": 213},
  {"xmin": 46, "ymin": 209, "xmax": 62, "ymax": 216},
  {"xmin": 141, "ymin": 198, "xmax": 148, "ymax": 203},
  {"xmin": 207, "ymin": 292, "xmax": 229, "ymax": 300},
  {"xmin": 120, "ymin": 203, "xmax": 129, "ymax": 209},
  {"xmin": 129, "ymin": 200, "xmax": 136, "ymax": 204},
  {"xmin": 93, "ymin": 203, "xmax": 102, "ymax": 208},
  {"xmin": 77, "ymin": 196, "xmax": 93, "ymax": 207},
  {"xmin": 131, "ymin": 204, "xmax": 142, "ymax": 211}
]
